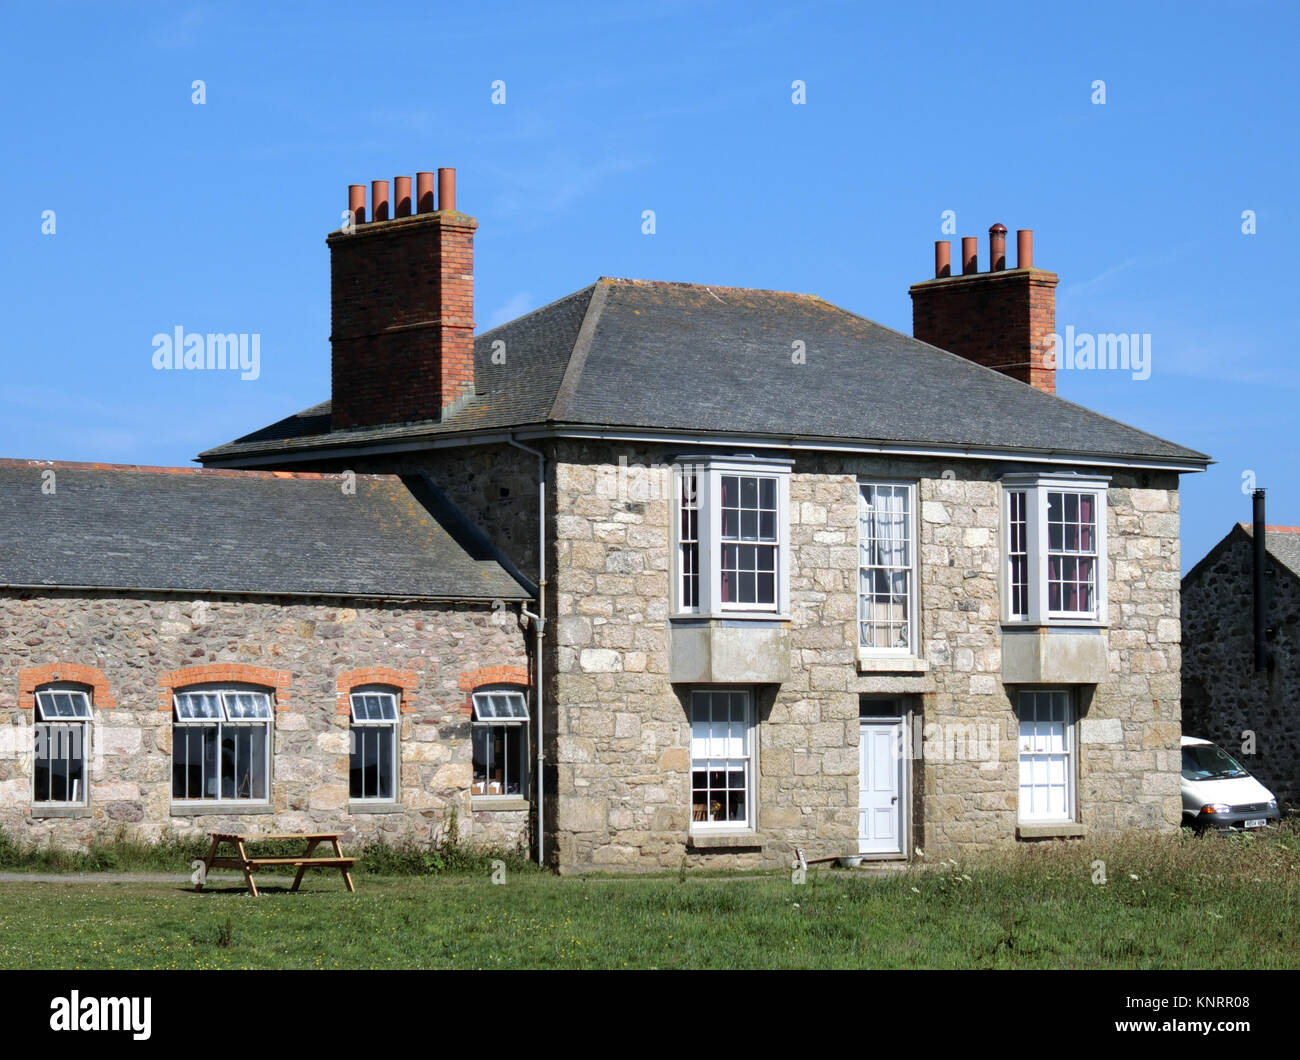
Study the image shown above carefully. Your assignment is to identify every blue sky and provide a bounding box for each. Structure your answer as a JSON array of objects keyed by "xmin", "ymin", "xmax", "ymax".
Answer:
[{"xmin": 2, "ymin": 0, "xmax": 1296, "ymax": 571}]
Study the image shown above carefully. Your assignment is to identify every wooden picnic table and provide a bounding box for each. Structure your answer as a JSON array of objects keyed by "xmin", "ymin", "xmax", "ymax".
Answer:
[{"xmin": 196, "ymin": 833, "xmax": 356, "ymax": 897}]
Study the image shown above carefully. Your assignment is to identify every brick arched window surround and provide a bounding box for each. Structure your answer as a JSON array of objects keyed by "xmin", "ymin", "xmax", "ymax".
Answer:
[
  {"xmin": 336, "ymin": 667, "xmax": 419, "ymax": 715},
  {"xmin": 158, "ymin": 664, "xmax": 291, "ymax": 711},
  {"xmin": 18, "ymin": 664, "xmax": 115, "ymax": 712},
  {"xmin": 457, "ymin": 665, "xmax": 529, "ymax": 717}
]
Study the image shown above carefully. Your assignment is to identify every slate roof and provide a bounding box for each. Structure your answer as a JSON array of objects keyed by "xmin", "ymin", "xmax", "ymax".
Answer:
[
  {"xmin": 1183, "ymin": 523, "xmax": 1300, "ymax": 586},
  {"xmin": 1245, "ymin": 524, "xmax": 1300, "ymax": 580},
  {"xmin": 200, "ymin": 278, "xmax": 1209, "ymax": 468},
  {"xmin": 0, "ymin": 461, "xmax": 529, "ymax": 601}
]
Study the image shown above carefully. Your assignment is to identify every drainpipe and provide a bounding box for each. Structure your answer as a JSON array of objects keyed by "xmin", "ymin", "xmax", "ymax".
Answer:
[
  {"xmin": 508, "ymin": 435, "xmax": 547, "ymax": 866},
  {"xmin": 1253, "ymin": 488, "xmax": 1269, "ymax": 672}
]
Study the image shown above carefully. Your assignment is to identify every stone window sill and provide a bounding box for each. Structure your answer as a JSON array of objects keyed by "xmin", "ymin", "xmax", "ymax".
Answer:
[
  {"xmin": 348, "ymin": 801, "xmax": 407, "ymax": 815},
  {"xmin": 857, "ymin": 655, "xmax": 929, "ymax": 673},
  {"xmin": 1016, "ymin": 823, "xmax": 1087, "ymax": 839},
  {"xmin": 670, "ymin": 614, "xmax": 791, "ymax": 625},
  {"xmin": 1001, "ymin": 621, "xmax": 1110, "ymax": 632},
  {"xmin": 687, "ymin": 832, "xmax": 763, "ymax": 850},
  {"xmin": 471, "ymin": 797, "xmax": 530, "ymax": 812},
  {"xmin": 170, "ymin": 802, "xmax": 274, "ymax": 816},
  {"xmin": 32, "ymin": 805, "xmax": 92, "ymax": 819}
]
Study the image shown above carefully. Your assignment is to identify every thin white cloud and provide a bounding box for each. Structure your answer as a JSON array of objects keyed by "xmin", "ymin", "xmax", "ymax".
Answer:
[
  {"xmin": 151, "ymin": 6, "xmax": 204, "ymax": 49},
  {"xmin": 487, "ymin": 291, "xmax": 534, "ymax": 328},
  {"xmin": 1063, "ymin": 257, "xmax": 1141, "ymax": 298}
]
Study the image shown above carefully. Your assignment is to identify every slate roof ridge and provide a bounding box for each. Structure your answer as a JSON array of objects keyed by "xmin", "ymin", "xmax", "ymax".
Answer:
[
  {"xmin": 592, "ymin": 275, "xmax": 826, "ymax": 301},
  {"xmin": 1240, "ymin": 523, "xmax": 1300, "ymax": 534},
  {"xmin": 827, "ymin": 304, "xmax": 1213, "ymax": 465},
  {"xmin": 548, "ymin": 280, "xmax": 611, "ymax": 422}
]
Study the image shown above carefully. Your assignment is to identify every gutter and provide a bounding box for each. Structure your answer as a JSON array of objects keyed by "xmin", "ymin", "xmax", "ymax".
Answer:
[
  {"xmin": 506, "ymin": 434, "xmax": 548, "ymax": 869},
  {"xmin": 201, "ymin": 425, "xmax": 1211, "ymax": 474},
  {"xmin": 0, "ymin": 583, "xmax": 525, "ymax": 604}
]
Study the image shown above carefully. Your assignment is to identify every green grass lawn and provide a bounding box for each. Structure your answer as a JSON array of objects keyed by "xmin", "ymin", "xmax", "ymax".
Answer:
[{"xmin": 2, "ymin": 826, "xmax": 1297, "ymax": 969}]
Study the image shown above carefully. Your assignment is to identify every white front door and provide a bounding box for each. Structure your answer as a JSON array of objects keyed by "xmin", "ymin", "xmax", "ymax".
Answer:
[{"xmin": 858, "ymin": 719, "xmax": 904, "ymax": 855}]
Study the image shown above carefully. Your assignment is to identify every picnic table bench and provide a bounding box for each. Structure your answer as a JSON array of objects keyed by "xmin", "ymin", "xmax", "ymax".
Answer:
[{"xmin": 195, "ymin": 833, "xmax": 356, "ymax": 897}]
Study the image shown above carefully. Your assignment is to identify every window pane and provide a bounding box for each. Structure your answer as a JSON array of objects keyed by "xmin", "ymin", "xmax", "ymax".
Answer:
[
  {"xmin": 740, "ymin": 477, "xmax": 757, "ymax": 508},
  {"xmin": 224, "ymin": 692, "xmax": 272, "ymax": 720},
  {"xmin": 175, "ymin": 692, "xmax": 221, "ymax": 720},
  {"xmin": 472, "ymin": 727, "xmax": 492, "ymax": 795},
  {"xmin": 378, "ymin": 728, "xmax": 395, "ymax": 800},
  {"xmin": 472, "ymin": 691, "xmax": 528, "ymax": 721},
  {"xmin": 36, "ymin": 690, "xmax": 91, "ymax": 720},
  {"xmin": 352, "ymin": 692, "xmax": 398, "ymax": 722},
  {"xmin": 172, "ymin": 725, "xmax": 219, "ymax": 799}
]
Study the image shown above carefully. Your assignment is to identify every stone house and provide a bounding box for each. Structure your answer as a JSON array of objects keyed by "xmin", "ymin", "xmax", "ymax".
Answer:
[
  {"xmin": 0, "ymin": 463, "xmax": 534, "ymax": 850},
  {"xmin": 1182, "ymin": 519, "xmax": 1300, "ymax": 807},
  {"xmin": 193, "ymin": 168, "xmax": 1211, "ymax": 871}
]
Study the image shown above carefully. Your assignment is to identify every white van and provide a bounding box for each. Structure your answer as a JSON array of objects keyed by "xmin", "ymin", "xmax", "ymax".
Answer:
[{"xmin": 1181, "ymin": 736, "xmax": 1280, "ymax": 832}]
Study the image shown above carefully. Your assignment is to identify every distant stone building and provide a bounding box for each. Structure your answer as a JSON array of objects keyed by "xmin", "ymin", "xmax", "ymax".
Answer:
[{"xmin": 1182, "ymin": 523, "xmax": 1300, "ymax": 807}]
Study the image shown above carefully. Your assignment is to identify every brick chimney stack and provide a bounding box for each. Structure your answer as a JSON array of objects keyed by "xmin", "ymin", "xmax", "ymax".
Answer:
[
  {"xmin": 909, "ymin": 225, "xmax": 1059, "ymax": 394},
  {"xmin": 328, "ymin": 167, "xmax": 477, "ymax": 429}
]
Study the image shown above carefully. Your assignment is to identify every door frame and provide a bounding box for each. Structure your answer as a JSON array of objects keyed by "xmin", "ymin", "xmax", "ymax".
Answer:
[{"xmin": 858, "ymin": 697, "xmax": 911, "ymax": 860}]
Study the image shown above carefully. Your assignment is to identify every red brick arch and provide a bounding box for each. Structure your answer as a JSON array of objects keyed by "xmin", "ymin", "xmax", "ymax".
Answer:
[
  {"xmin": 158, "ymin": 663, "xmax": 292, "ymax": 712},
  {"xmin": 336, "ymin": 667, "xmax": 419, "ymax": 715},
  {"xmin": 18, "ymin": 663, "xmax": 115, "ymax": 712},
  {"xmin": 457, "ymin": 665, "xmax": 530, "ymax": 716}
]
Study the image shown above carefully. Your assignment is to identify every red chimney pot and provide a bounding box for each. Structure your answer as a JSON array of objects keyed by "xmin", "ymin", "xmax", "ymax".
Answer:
[
  {"xmin": 989, "ymin": 223, "xmax": 1007, "ymax": 271},
  {"xmin": 371, "ymin": 180, "xmax": 390, "ymax": 222},
  {"xmin": 935, "ymin": 241, "xmax": 951, "ymax": 278},
  {"xmin": 416, "ymin": 172, "xmax": 435, "ymax": 213},
  {"xmin": 394, "ymin": 176, "xmax": 412, "ymax": 218},
  {"xmin": 1017, "ymin": 229, "xmax": 1034, "ymax": 269},
  {"xmin": 961, "ymin": 236, "xmax": 978, "ymax": 275},
  {"xmin": 347, "ymin": 184, "xmax": 366, "ymax": 225},
  {"xmin": 438, "ymin": 168, "xmax": 455, "ymax": 212}
]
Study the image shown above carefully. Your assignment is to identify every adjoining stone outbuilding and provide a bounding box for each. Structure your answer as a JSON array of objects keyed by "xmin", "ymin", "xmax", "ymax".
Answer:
[
  {"xmin": 198, "ymin": 170, "xmax": 1211, "ymax": 872},
  {"xmin": 1182, "ymin": 522, "xmax": 1300, "ymax": 807},
  {"xmin": 0, "ymin": 462, "xmax": 534, "ymax": 851}
]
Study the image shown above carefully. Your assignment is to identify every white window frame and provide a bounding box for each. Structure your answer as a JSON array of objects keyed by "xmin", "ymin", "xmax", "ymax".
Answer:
[
  {"xmin": 672, "ymin": 457, "xmax": 792, "ymax": 618},
  {"xmin": 1000, "ymin": 473, "xmax": 1109, "ymax": 626},
  {"xmin": 857, "ymin": 481, "xmax": 919, "ymax": 656},
  {"xmin": 33, "ymin": 686, "xmax": 93, "ymax": 807},
  {"xmin": 1017, "ymin": 688, "xmax": 1076, "ymax": 824},
  {"xmin": 471, "ymin": 688, "xmax": 530, "ymax": 799},
  {"xmin": 349, "ymin": 686, "xmax": 400, "ymax": 804},
  {"xmin": 171, "ymin": 685, "xmax": 273, "ymax": 803},
  {"xmin": 688, "ymin": 688, "xmax": 756, "ymax": 834}
]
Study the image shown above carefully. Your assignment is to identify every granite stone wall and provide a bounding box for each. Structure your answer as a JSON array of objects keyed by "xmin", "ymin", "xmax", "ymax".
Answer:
[
  {"xmin": 0, "ymin": 591, "xmax": 531, "ymax": 851},
  {"xmin": 543, "ymin": 439, "xmax": 1183, "ymax": 871}
]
